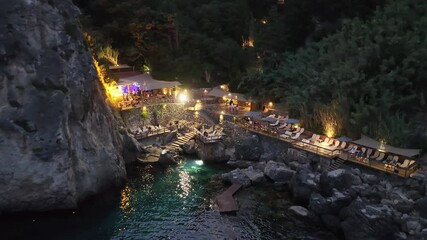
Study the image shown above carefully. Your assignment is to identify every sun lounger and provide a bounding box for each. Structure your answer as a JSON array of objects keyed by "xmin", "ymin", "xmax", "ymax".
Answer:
[
  {"xmin": 334, "ymin": 140, "xmax": 340, "ymax": 148},
  {"xmin": 337, "ymin": 142, "xmax": 346, "ymax": 149},
  {"xmin": 270, "ymin": 119, "xmax": 280, "ymax": 126},
  {"xmin": 344, "ymin": 144, "xmax": 355, "ymax": 151},
  {"xmin": 291, "ymin": 132, "xmax": 302, "ymax": 139},
  {"xmin": 365, "ymin": 148, "xmax": 373, "ymax": 157},
  {"xmin": 370, "ymin": 151, "xmax": 380, "ymax": 159},
  {"xmin": 278, "ymin": 123, "xmax": 287, "ymax": 129},
  {"xmin": 376, "ymin": 152, "xmax": 385, "ymax": 161},
  {"xmin": 309, "ymin": 134, "xmax": 318, "ymax": 142},
  {"xmin": 398, "ymin": 159, "xmax": 411, "ymax": 168}
]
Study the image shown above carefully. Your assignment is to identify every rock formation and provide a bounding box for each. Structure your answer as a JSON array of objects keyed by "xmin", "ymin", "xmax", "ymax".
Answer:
[{"xmin": 0, "ymin": 0, "xmax": 136, "ymax": 212}]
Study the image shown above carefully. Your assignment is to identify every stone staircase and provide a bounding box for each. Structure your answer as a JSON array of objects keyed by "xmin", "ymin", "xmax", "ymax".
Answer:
[
  {"xmin": 327, "ymin": 158, "xmax": 346, "ymax": 171},
  {"xmin": 169, "ymin": 131, "xmax": 196, "ymax": 149}
]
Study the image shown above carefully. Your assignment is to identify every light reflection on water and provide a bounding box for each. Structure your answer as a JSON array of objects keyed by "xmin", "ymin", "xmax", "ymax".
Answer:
[{"xmin": 0, "ymin": 159, "xmax": 335, "ymax": 240}]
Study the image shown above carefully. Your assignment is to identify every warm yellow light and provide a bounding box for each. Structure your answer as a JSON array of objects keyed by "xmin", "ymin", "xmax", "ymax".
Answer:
[
  {"xmin": 221, "ymin": 111, "xmax": 225, "ymax": 115},
  {"xmin": 294, "ymin": 123, "xmax": 300, "ymax": 129},
  {"xmin": 196, "ymin": 99, "xmax": 201, "ymax": 103},
  {"xmin": 204, "ymin": 89, "xmax": 208, "ymax": 93},
  {"xmin": 178, "ymin": 93, "xmax": 188, "ymax": 103},
  {"xmin": 143, "ymin": 106, "xmax": 147, "ymax": 111},
  {"xmin": 261, "ymin": 19, "xmax": 268, "ymax": 24},
  {"xmin": 228, "ymin": 93, "xmax": 232, "ymax": 97},
  {"xmin": 268, "ymin": 102, "xmax": 273, "ymax": 107},
  {"xmin": 325, "ymin": 123, "xmax": 335, "ymax": 138}
]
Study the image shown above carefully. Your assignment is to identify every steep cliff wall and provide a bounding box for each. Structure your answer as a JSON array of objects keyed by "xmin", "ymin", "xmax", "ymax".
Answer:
[{"xmin": 0, "ymin": 0, "xmax": 128, "ymax": 212}]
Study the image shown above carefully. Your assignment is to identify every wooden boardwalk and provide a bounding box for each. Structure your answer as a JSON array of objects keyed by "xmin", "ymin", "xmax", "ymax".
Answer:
[{"xmin": 215, "ymin": 183, "xmax": 242, "ymax": 213}]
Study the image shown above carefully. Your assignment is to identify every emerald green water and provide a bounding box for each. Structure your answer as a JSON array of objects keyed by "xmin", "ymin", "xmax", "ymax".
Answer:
[{"xmin": 1, "ymin": 159, "xmax": 334, "ymax": 239}]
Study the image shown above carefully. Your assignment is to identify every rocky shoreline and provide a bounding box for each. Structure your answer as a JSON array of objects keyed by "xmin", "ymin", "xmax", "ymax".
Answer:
[{"xmin": 213, "ymin": 126, "xmax": 427, "ymax": 240}]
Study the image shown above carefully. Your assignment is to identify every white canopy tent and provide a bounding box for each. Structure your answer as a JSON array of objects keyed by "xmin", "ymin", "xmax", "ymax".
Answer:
[
  {"xmin": 207, "ymin": 87, "xmax": 250, "ymax": 102},
  {"xmin": 118, "ymin": 73, "xmax": 181, "ymax": 90},
  {"xmin": 352, "ymin": 135, "xmax": 421, "ymax": 158}
]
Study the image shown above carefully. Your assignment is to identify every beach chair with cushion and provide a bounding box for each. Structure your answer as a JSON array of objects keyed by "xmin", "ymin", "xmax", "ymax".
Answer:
[
  {"xmin": 278, "ymin": 123, "xmax": 288, "ymax": 129},
  {"xmin": 398, "ymin": 159, "xmax": 411, "ymax": 168},
  {"xmin": 270, "ymin": 119, "xmax": 280, "ymax": 126},
  {"xmin": 344, "ymin": 144, "xmax": 355, "ymax": 151},
  {"xmin": 309, "ymin": 134, "xmax": 318, "ymax": 142},
  {"xmin": 370, "ymin": 151, "xmax": 380, "ymax": 159},
  {"xmin": 365, "ymin": 148, "xmax": 373, "ymax": 158},
  {"xmin": 376, "ymin": 152, "xmax": 385, "ymax": 161},
  {"xmin": 334, "ymin": 140, "xmax": 341, "ymax": 148},
  {"xmin": 338, "ymin": 142, "xmax": 347, "ymax": 149},
  {"xmin": 291, "ymin": 132, "xmax": 302, "ymax": 139}
]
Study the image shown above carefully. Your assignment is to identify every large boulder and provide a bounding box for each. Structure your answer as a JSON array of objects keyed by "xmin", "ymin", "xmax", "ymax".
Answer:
[
  {"xmin": 291, "ymin": 168, "xmax": 319, "ymax": 205},
  {"xmin": 158, "ymin": 150, "xmax": 179, "ymax": 166},
  {"xmin": 244, "ymin": 166, "xmax": 266, "ymax": 184},
  {"xmin": 196, "ymin": 141, "xmax": 229, "ymax": 163},
  {"xmin": 288, "ymin": 205, "xmax": 320, "ymax": 225},
  {"xmin": 162, "ymin": 131, "xmax": 178, "ymax": 145},
  {"xmin": 264, "ymin": 161, "xmax": 295, "ymax": 183},
  {"xmin": 182, "ymin": 139, "xmax": 196, "ymax": 154},
  {"xmin": 234, "ymin": 134, "xmax": 262, "ymax": 161},
  {"xmin": 121, "ymin": 133, "xmax": 144, "ymax": 164},
  {"xmin": 308, "ymin": 189, "xmax": 355, "ymax": 215},
  {"xmin": 221, "ymin": 169, "xmax": 251, "ymax": 187},
  {"xmin": 340, "ymin": 198, "xmax": 399, "ymax": 240},
  {"xmin": 415, "ymin": 197, "xmax": 427, "ymax": 218},
  {"xmin": 319, "ymin": 169, "xmax": 362, "ymax": 197}
]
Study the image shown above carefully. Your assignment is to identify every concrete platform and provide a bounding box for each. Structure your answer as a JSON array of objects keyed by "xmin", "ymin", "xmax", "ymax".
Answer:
[{"xmin": 215, "ymin": 183, "xmax": 242, "ymax": 213}]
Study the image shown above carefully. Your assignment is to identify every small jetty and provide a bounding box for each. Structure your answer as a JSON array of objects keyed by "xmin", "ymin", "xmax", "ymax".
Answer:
[{"xmin": 215, "ymin": 183, "xmax": 242, "ymax": 213}]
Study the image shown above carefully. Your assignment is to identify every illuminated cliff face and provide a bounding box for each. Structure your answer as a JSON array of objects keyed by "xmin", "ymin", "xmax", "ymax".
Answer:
[{"xmin": 0, "ymin": 0, "xmax": 129, "ymax": 212}]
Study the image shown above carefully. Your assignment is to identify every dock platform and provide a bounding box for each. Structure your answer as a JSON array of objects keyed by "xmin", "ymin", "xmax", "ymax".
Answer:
[{"xmin": 215, "ymin": 183, "xmax": 242, "ymax": 213}]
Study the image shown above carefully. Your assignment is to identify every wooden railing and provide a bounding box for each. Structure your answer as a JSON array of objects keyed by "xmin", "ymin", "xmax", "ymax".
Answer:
[
  {"xmin": 195, "ymin": 133, "xmax": 223, "ymax": 143},
  {"xmin": 239, "ymin": 123, "xmax": 341, "ymax": 158},
  {"xmin": 339, "ymin": 151, "xmax": 418, "ymax": 177},
  {"xmin": 134, "ymin": 127, "xmax": 171, "ymax": 140}
]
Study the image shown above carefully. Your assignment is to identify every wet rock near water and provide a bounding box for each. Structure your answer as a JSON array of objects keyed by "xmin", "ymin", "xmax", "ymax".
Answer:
[
  {"xmin": 196, "ymin": 141, "xmax": 229, "ymax": 163},
  {"xmin": 288, "ymin": 205, "xmax": 321, "ymax": 226},
  {"xmin": 264, "ymin": 161, "xmax": 295, "ymax": 183}
]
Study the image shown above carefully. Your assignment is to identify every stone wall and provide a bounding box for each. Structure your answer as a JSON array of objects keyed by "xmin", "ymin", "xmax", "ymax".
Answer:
[{"xmin": 120, "ymin": 103, "xmax": 188, "ymax": 131}]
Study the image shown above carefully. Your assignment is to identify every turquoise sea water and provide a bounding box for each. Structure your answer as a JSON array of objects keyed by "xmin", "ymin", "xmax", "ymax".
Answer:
[{"xmin": 1, "ymin": 158, "xmax": 334, "ymax": 239}]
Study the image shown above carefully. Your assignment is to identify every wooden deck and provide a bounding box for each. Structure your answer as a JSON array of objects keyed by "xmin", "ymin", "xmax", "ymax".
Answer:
[{"xmin": 215, "ymin": 183, "xmax": 242, "ymax": 213}]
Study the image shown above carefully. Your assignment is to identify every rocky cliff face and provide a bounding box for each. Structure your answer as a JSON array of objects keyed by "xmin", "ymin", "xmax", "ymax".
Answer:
[{"xmin": 0, "ymin": 0, "xmax": 128, "ymax": 212}]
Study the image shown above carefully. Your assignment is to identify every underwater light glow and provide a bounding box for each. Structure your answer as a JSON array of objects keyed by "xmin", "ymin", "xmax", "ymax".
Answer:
[{"xmin": 195, "ymin": 160, "xmax": 204, "ymax": 166}]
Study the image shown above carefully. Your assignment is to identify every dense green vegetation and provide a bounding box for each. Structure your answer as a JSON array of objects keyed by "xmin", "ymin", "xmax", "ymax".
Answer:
[
  {"xmin": 75, "ymin": 0, "xmax": 426, "ymax": 148},
  {"xmin": 74, "ymin": 0, "xmax": 380, "ymax": 87},
  {"xmin": 242, "ymin": 0, "xmax": 427, "ymax": 147}
]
